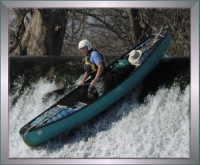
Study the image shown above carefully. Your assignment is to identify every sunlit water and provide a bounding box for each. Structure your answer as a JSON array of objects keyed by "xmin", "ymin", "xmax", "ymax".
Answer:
[{"xmin": 9, "ymin": 78, "xmax": 190, "ymax": 158}]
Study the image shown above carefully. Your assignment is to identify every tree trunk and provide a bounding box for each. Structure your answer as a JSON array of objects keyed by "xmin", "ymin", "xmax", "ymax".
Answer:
[
  {"xmin": 9, "ymin": 9, "xmax": 27, "ymax": 54},
  {"xmin": 126, "ymin": 8, "xmax": 142, "ymax": 44},
  {"xmin": 42, "ymin": 9, "xmax": 67, "ymax": 56},
  {"xmin": 11, "ymin": 9, "xmax": 67, "ymax": 56}
]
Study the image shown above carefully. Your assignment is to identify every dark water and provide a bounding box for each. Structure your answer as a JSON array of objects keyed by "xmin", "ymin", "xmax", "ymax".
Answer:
[{"xmin": 10, "ymin": 55, "xmax": 190, "ymax": 103}]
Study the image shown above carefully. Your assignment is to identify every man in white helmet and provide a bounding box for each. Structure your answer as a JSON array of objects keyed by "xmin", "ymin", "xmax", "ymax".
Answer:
[{"xmin": 78, "ymin": 39, "xmax": 112, "ymax": 100}]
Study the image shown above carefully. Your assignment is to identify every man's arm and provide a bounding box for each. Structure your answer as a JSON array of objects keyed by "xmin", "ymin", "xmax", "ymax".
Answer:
[
  {"xmin": 91, "ymin": 61, "xmax": 104, "ymax": 85},
  {"xmin": 95, "ymin": 61, "xmax": 104, "ymax": 79}
]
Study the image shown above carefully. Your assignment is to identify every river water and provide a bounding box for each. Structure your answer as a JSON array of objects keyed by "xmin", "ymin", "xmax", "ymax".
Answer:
[{"xmin": 9, "ymin": 76, "xmax": 190, "ymax": 158}]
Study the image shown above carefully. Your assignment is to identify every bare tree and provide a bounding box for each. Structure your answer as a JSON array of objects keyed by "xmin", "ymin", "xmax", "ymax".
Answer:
[
  {"xmin": 62, "ymin": 8, "xmax": 133, "ymax": 56},
  {"xmin": 126, "ymin": 8, "xmax": 143, "ymax": 44},
  {"xmin": 9, "ymin": 8, "xmax": 190, "ymax": 57},
  {"xmin": 138, "ymin": 8, "xmax": 190, "ymax": 56},
  {"xmin": 10, "ymin": 9, "xmax": 67, "ymax": 56},
  {"xmin": 9, "ymin": 8, "xmax": 30, "ymax": 54}
]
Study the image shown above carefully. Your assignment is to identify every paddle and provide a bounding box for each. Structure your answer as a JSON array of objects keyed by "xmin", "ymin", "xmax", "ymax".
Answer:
[
  {"xmin": 67, "ymin": 83, "xmax": 91, "ymax": 88},
  {"xmin": 43, "ymin": 83, "xmax": 91, "ymax": 100}
]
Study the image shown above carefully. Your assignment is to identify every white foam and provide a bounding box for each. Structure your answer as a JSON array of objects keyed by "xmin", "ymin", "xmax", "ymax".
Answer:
[{"xmin": 9, "ymin": 79, "xmax": 190, "ymax": 158}]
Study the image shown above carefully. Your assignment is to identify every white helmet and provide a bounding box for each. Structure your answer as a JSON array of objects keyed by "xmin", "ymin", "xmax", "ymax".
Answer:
[{"xmin": 78, "ymin": 39, "xmax": 92, "ymax": 50}]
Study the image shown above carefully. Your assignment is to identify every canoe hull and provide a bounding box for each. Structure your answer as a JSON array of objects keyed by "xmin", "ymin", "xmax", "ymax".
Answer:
[{"xmin": 20, "ymin": 29, "xmax": 170, "ymax": 146}]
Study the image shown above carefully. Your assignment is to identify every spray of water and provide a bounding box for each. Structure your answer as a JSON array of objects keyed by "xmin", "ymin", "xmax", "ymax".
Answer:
[{"xmin": 9, "ymin": 78, "xmax": 190, "ymax": 158}]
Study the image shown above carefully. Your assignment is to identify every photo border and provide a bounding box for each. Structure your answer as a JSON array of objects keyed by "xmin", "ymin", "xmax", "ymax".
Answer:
[{"xmin": 1, "ymin": 1, "xmax": 199, "ymax": 164}]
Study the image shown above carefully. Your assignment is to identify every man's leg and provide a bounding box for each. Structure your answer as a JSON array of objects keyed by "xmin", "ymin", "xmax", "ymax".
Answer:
[
  {"xmin": 95, "ymin": 72, "xmax": 112, "ymax": 97},
  {"xmin": 87, "ymin": 85, "xmax": 98, "ymax": 100}
]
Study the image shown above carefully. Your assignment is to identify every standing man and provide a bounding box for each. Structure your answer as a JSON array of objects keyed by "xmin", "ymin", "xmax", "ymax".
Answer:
[{"xmin": 78, "ymin": 39, "xmax": 112, "ymax": 100}]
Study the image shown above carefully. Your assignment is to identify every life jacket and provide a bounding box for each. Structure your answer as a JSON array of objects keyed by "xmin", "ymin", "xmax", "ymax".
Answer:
[{"xmin": 83, "ymin": 49, "xmax": 106, "ymax": 76}]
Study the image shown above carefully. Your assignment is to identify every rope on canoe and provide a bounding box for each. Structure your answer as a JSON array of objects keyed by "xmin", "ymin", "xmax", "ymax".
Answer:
[
  {"xmin": 149, "ymin": 25, "xmax": 164, "ymax": 47},
  {"xmin": 141, "ymin": 26, "xmax": 164, "ymax": 53}
]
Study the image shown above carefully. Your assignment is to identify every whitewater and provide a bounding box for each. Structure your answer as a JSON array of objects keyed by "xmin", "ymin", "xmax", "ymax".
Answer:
[{"xmin": 9, "ymin": 78, "xmax": 190, "ymax": 158}]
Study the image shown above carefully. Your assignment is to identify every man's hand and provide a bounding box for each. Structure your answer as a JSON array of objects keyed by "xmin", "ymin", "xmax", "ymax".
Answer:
[
  {"xmin": 79, "ymin": 81, "xmax": 84, "ymax": 85},
  {"xmin": 91, "ymin": 79, "xmax": 98, "ymax": 86}
]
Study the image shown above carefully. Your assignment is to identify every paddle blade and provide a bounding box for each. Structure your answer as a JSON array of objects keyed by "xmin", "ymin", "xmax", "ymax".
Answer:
[{"xmin": 42, "ymin": 87, "xmax": 66, "ymax": 101}]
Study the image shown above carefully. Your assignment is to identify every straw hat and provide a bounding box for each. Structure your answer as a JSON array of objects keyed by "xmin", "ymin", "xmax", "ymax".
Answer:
[{"xmin": 128, "ymin": 50, "xmax": 142, "ymax": 65}]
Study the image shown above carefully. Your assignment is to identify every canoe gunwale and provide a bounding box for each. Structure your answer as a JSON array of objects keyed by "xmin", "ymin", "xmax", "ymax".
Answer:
[
  {"xmin": 19, "ymin": 28, "xmax": 170, "ymax": 146},
  {"xmin": 20, "ymin": 30, "xmax": 169, "ymax": 132}
]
